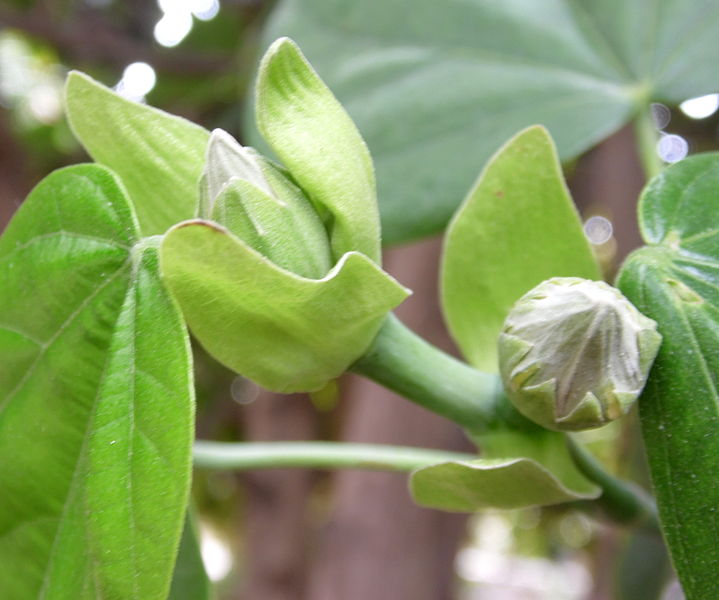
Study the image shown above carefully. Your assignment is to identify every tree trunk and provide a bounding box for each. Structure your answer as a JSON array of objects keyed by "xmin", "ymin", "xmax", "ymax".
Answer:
[
  {"xmin": 239, "ymin": 391, "xmax": 319, "ymax": 600},
  {"xmin": 306, "ymin": 237, "xmax": 474, "ymax": 600}
]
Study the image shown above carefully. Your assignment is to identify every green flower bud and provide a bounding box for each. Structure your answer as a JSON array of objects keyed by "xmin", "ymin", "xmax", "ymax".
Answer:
[
  {"xmin": 199, "ymin": 129, "xmax": 333, "ymax": 279},
  {"xmin": 159, "ymin": 38, "xmax": 411, "ymax": 393},
  {"xmin": 498, "ymin": 277, "xmax": 662, "ymax": 431}
]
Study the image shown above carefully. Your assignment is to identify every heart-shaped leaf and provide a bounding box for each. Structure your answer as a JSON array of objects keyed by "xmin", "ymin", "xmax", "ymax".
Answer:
[
  {"xmin": 255, "ymin": 0, "xmax": 719, "ymax": 243},
  {"xmin": 160, "ymin": 220, "xmax": 409, "ymax": 393},
  {"xmin": 411, "ymin": 430, "xmax": 599, "ymax": 511},
  {"xmin": 617, "ymin": 153, "xmax": 719, "ymax": 599},
  {"xmin": 65, "ymin": 72, "xmax": 210, "ymax": 236},
  {"xmin": 0, "ymin": 165, "xmax": 193, "ymax": 599},
  {"xmin": 441, "ymin": 126, "xmax": 599, "ymax": 372}
]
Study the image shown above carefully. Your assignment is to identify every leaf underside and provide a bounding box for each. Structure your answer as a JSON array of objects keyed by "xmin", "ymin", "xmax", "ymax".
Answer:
[
  {"xmin": 411, "ymin": 430, "xmax": 599, "ymax": 511},
  {"xmin": 160, "ymin": 220, "xmax": 409, "ymax": 393}
]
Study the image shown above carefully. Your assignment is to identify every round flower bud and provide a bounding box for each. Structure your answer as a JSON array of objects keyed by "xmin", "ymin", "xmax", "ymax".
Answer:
[{"xmin": 498, "ymin": 277, "xmax": 661, "ymax": 431}]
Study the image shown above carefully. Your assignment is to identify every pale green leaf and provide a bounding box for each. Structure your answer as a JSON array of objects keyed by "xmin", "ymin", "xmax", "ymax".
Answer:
[
  {"xmin": 255, "ymin": 37, "xmax": 381, "ymax": 263},
  {"xmin": 441, "ymin": 126, "xmax": 600, "ymax": 372},
  {"xmin": 617, "ymin": 153, "xmax": 719, "ymax": 599},
  {"xmin": 65, "ymin": 71, "xmax": 210, "ymax": 236},
  {"xmin": 0, "ymin": 165, "xmax": 193, "ymax": 599},
  {"xmin": 160, "ymin": 220, "xmax": 409, "ymax": 392},
  {"xmin": 255, "ymin": 0, "xmax": 719, "ymax": 243},
  {"xmin": 411, "ymin": 430, "xmax": 599, "ymax": 511}
]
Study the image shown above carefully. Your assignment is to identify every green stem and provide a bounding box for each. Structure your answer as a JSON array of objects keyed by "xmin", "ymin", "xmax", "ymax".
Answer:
[
  {"xmin": 634, "ymin": 106, "xmax": 663, "ymax": 181},
  {"xmin": 351, "ymin": 314, "xmax": 658, "ymax": 529},
  {"xmin": 193, "ymin": 439, "xmax": 659, "ymax": 532},
  {"xmin": 351, "ymin": 313, "xmax": 532, "ymax": 433},
  {"xmin": 568, "ymin": 437, "xmax": 659, "ymax": 530},
  {"xmin": 193, "ymin": 440, "xmax": 474, "ymax": 471}
]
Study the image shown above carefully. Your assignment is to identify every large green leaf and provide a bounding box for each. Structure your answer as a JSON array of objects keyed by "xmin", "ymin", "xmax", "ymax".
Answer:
[
  {"xmin": 411, "ymin": 430, "xmax": 599, "ymax": 511},
  {"xmin": 160, "ymin": 220, "xmax": 409, "ymax": 393},
  {"xmin": 617, "ymin": 154, "xmax": 719, "ymax": 599},
  {"xmin": 441, "ymin": 126, "xmax": 600, "ymax": 372},
  {"xmin": 255, "ymin": 0, "xmax": 719, "ymax": 243},
  {"xmin": 65, "ymin": 72, "xmax": 210, "ymax": 236},
  {"xmin": 255, "ymin": 37, "xmax": 381, "ymax": 263},
  {"xmin": 0, "ymin": 165, "xmax": 194, "ymax": 599}
]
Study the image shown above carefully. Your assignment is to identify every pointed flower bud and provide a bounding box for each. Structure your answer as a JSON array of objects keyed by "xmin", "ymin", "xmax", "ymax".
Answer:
[
  {"xmin": 160, "ymin": 38, "xmax": 410, "ymax": 392},
  {"xmin": 199, "ymin": 129, "xmax": 333, "ymax": 279},
  {"xmin": 498, "ymin": 277, "xmax": 661, "ymax": 431}
]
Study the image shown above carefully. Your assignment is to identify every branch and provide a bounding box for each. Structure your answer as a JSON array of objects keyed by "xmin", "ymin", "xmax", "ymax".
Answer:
[{"xmin": 193, "ymin": 440, "xmax": 475, "ymax": 472}]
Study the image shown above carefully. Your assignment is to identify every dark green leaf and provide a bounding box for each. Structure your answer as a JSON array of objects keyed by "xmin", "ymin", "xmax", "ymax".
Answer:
[
  {"xmin": 0, "ymin": 165, "xmax": 194, "ymax": 599},
  {"xmin": 168, "ymin": 511, "xmax": 212, "ymax": 600},
  {"xmin": 254, "ymin": 0, "xmax": 719, "ymax": 243},
  {"xmin": 617, "ymin": 153, "xmax": 719, "ymax": 599}
]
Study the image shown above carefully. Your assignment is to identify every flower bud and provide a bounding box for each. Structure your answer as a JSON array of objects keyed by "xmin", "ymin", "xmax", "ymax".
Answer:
[
  {"xmin": 498, "ymin": 277, "xmax": 661, "ymax": 431},
  {"xmin": 199, "ymin": 129, "xmax": 332, "ymax": 279}
]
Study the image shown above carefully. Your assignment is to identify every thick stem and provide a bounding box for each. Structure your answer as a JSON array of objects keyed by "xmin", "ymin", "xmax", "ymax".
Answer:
[
  {"xmin": 350, "ymin": 314, "xmax": 531, "ymax": 433},
  {"xmin": 193, "ymin": 440, "xmax": 474, "ymax": 472},
  {"xmin": 351, "ymin": 314, "xmax": 658, "ymax": 529}
]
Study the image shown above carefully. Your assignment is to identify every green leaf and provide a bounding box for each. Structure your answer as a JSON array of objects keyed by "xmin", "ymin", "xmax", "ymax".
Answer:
[
  {"xmin": 160, "ymin": 220, "xmax": 409, "ymax": 392},
  {"xmin": 65, "ymin": 71, "xmax": 210, "ymax": 236},
  {"xmin": 617, "ymin": 153, "xmax": 719, "ymax": 600},
  {"xmin": 411, "ymin": 430, "xmax": 599, "ymax": 511},
  {"xmin": 0, "ymin": 165, "xmax": 193, "ymax": 599},
  {"xmin": 255, "ymin": 0, "xmax": 719, "ymax": 243},
  {"xmin": 255, "ymin": 37, "xmax": 381, "ymax": 263},
  {"xmin": 168, "ymin": 511, "xmax": 212, "ymax": 600},
  {"xmin": 441, "ymin": 126, "xmax": 600, "ymax": 372}
]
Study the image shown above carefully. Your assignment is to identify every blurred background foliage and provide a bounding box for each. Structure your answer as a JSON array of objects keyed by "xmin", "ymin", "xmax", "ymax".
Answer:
[{"xmin": 1, "ymin": 1, "xmax": 718, "ymax": 599}]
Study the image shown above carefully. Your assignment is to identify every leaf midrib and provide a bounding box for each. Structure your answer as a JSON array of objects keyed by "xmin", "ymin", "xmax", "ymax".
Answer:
[
  {"xmin": 304, "ymin": 2, "xmax": 633, "ymax": 87},
  {"xmin": 37, "ymin": 266, "xmax": 134, "ymax": 598}
]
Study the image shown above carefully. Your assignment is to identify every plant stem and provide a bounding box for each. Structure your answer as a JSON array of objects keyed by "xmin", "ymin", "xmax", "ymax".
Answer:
[
  {"xmin": 193, "ymin": 440, "xmax": 475, "ymax": 471},
  {"xmin": 350, "ymin": 313, "xmax": 533, "ymax": 433},
  {"xmin": 193, "ymin": 439, "xmax": 659, "ymax": 532},
  {"xmin": 634, "ymin": 106, "xmax": 663, "ymax": 181},
  {"xmin": 350, "ymin": 313, "xmax": 658, "ymax": 529},
  {"xmin": 568, "ymin": 437, "xmax": 659, "ymax": 530}
]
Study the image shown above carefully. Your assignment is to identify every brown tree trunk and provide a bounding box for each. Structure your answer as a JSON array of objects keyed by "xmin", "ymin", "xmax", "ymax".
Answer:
[
  {"xmin": 238, "ymin": 391, "xmax": 319, "ymax": 600},
  {"xmin": 306, "ymin": 237, "xmax": 474, "ymax": 600}
]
